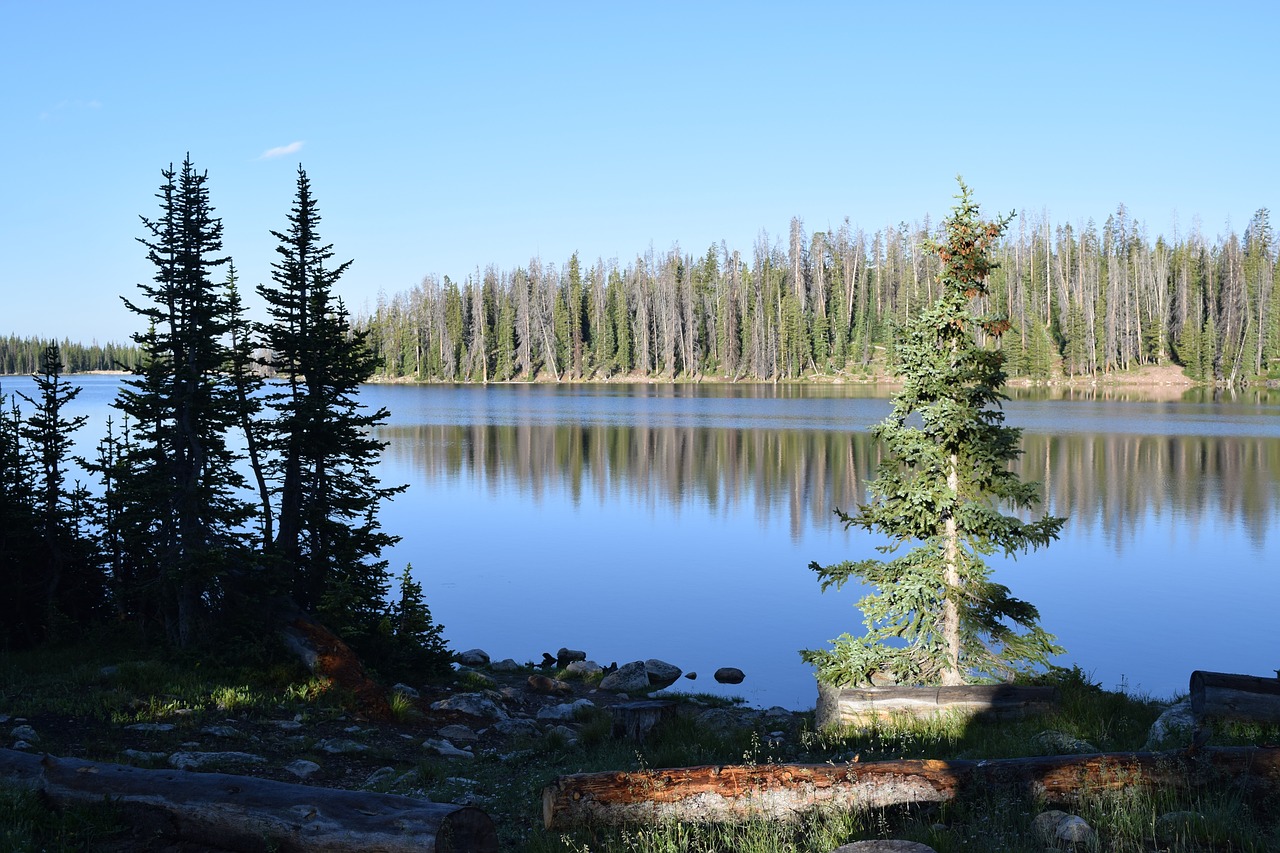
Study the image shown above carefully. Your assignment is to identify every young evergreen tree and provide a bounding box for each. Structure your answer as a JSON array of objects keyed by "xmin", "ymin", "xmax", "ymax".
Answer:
[
  {"xmin": 0, "ymin": 392, "xmax": 43, "ymax": 648},
  {"xmin": 114, "ymin": 157, "xmax": 254, "ymax": 646},
  {"xmin": 803, "ymin": 181, "xmax": 1065, "ymax": 687},
  {"xmin": 258, "ymin": 166, "xmax": 405, "ymax": 645},
  {"xmin": 18, "ymin": 343, "xmax": 100, "ymax": 639}
]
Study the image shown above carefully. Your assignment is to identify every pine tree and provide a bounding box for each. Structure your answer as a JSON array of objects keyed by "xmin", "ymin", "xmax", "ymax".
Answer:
[
  {"xmin": 258, "ymin": 166, "xmax": 405, "ymax": 645},
  {"xmin": 114, "ymin": 157, "xmax": 254, "ymax": 646},
  {"xmin": 18, "ymin": 343, "xmax": 100, "ymax": 640},
  {"xmin": 803, "ymin": 181, "xmax": 1065, "ymax": 687}
]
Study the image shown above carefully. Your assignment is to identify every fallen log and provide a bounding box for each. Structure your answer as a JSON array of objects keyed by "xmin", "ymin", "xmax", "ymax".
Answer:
[
  {"xmin": 542, "ymin": 746, "xmax": 1280, "ymax": 829},
  {"xmin": 1190, "ymin": 670, "xmax": 1280, "ymax": 724},
  {"xmin": 816, "ymin": 682, "xmax": 1058, "ymax": 729},
  {"xmin": 0, "ymin": 749, "xmax": 497, "ymax": 853}
]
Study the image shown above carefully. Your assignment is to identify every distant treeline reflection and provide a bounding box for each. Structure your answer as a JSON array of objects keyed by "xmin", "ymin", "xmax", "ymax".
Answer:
[{"xmin": 382, "ymin": 424, "xmax": 1279, "ymax": 549}]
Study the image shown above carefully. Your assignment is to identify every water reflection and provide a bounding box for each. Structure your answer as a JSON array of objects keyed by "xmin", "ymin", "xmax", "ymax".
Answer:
[{"xmin": 383, "ymin": 422, "xmax": 1280, "ymax": 551}]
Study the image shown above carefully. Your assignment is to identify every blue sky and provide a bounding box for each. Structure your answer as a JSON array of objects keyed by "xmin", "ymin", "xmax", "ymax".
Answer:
[{"xmin": 2, "ymin": 1, "xmax": 1276, "ymax": 344}]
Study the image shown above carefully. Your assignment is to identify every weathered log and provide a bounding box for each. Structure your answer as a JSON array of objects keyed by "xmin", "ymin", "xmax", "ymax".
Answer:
[
  {"xmin": 611, "ymin": 700, "xmax": 677, "ymax": 742},
  {"xmin": 817, "ymin": 682, "xmax": 1058, "ymax": 729},
  {"xmin": 542, "ymin": 746, "xmax": 1280, "ymax": 828},
  {"xmin": 0, "ymin": 749, "xmax": 497, "ymax": 852},
  {"xmin": 1190, "ymin": 670, "xmax": 1280, "ymax": 724}
]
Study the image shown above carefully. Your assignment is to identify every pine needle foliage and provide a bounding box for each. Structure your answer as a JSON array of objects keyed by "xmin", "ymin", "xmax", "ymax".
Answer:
[{"xmin": 803, "ymin": 180, "xmax": 1065, "ymax": 687}]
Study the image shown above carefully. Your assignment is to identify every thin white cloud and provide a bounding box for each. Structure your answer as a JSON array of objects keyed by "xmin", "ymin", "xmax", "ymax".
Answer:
[
  {"xmin": 39, "ymin": 99, "xmax": 102, "ymax": 121},
  {"xmin": 259, "ymin": 141, "xmax": 305, "ymax": 160}
]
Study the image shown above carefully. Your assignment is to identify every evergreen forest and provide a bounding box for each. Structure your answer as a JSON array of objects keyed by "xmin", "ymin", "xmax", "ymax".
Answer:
[
  {"xmin": 0, "ymin": 335, "xmax": 140, "ymax": 375},
  {"xmin": 357, "ymin": 207, "xmax": 1279, "ymax": 385},
  {"xmin": 0, "ymin": 158, "xmax": 447, "ymax": 679}
]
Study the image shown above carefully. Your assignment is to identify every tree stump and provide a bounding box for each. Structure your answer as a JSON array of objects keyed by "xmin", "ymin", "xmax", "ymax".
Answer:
[
  {"xmin": 611, "ymin": 700, "xmax": 677, "ymax": 742},
  {"xmin": 817, "ymin": 682, "xmax": 1058, "ymax": 729},
  {"xmin": 1190, "ymin": 670, "xmax": 1280, "ymax": 724}
]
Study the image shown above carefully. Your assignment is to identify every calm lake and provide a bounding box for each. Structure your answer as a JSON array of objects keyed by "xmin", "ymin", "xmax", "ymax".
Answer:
[{"xmin": 9, "ymin": 376, "xmax": 1280, "ymax": 710}]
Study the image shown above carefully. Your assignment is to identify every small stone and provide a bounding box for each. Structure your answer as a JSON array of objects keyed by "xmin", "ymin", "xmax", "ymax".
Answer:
[
  {"xmin": 546, "ymin": 724, "xmax": 579, "ymax": 746},
  {"xmin": 438, "ymin": 724, "xmax": 479, "ymax": 743},
  {"xmin": 364, "ymin": 766, "xmax": 399, "ymax": 786},
  {"xmin": 455, "ymin": 648, "xmax": 490, "ymax": 667},
  {"xmin": 168, "ymin": 751, "xmax": 265, "ymax": 770},
  {"xmin": 537, "ymin": 699, "xmax": 595, "ymax": 721},
  {"xmin": 491, "ymin": 658, "xmax": 522, "ymax": 672},
  {"xmin": 565, "ymin": 660, "xmax": 603, "ymax": 677},
  {"xmin": 121, "ymin": 749, "xmax": 167, "ymax": 763},
  {"xmin": 600, "ymin": 661, "xmax": 650, "ymax": 693},
  {"xmin": 714, "ymin": 667, "xmax": 745, "ymax": 685},
  {"xmin": 1031, "ymin": 810, "xmax": 1071, "ymax": 844},
  {"xmin": 1055, "ymin": 815, "xmax": 1096, "ymax": 845},
  {"xmin": 0, "ymin": 714, "xmax": 8, "ymax": 724},
  {"xmin": 527, "ymin": 674, "xmax": 573, "ymax": 695},
  {"xmin": 9, "ymin": 725, "xmax": 38, "ymax": 742},
  {"xmin": 1033, "ymin": 730, "xmax": 1098, "ymax": 755},
  {"xmin": 492, "ymin": 719, "xmax": 540, "ymax": 737},
  {"xmin": 1154, "ymin": 811, "xmax": 1210, "ymax": 844},
  {"xmin": 684, "ymin": 671, "xmax": 697, "ymax": 680},
  {"xmin": 272, "ymin": 720, "xmax": 303, "ymax": 731},
  {"xmin": 200, "ymin": 725, "xmax": 238, "ymax": 738},
  {"xmin": 315, "ymin": 738, "xmax": 368, "ymax": 754},
  {"xmin": 430, "ymin": 693, "xmax": 509, "ymax": 721},
  {"xmin": 11, "ymin": 741, "xmax": 32, "ymax": 751},
  {"xmin": 391, "ymin": 683, "xmax": 419, "ymax": 698},
  {"xmin": 423, "ymin": 738, "xmax": 474, "ymax": 759},
  {"xmin": 645, "ymin": 659, "xmax": 683, "ymax": 687},
  {"xmin": 124, "ymin": 723, "xmax": 175, "ymax": 732},
  {"xmin": 284, "ymin": 759, "xmax": 321, "ymax": 779}
]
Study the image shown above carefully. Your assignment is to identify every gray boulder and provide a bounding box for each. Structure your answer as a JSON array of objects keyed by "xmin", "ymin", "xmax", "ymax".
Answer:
[
  {"xmin": 391, "ymin": 683, "xmax": 420, "ymax": 698},
  {"xmin": 537, "ymin": 699, "xmax": 595, "ymax": 721},
  {"xmin": 600, "ymin": 661, "xmax": 650, "ymax": 693},
  {"xmin": 714, "ymin": 667, "xmax": 745, "ymax": 684},
  {"xmin": 1032, "ymin": 810, "xmax": 1072, "ymax": 844},
  {"xmin": 645, "ymin": 659, "xmax": 682, "ymax": 687},
  {"xmin": 430, "ymin": 692, "xmax": 509, "ymax": 720},
  {"xmin": 438, "ymin": 723, "xmax": 479, "ymax": 743},
  {"xmin": 491, "ymin": 658, "xmax": 523, "ymax": 672},
  {"xmin": 9, "ymin": 725, "xmax": 38, "ymax": 743},
  {"xmin": 1145, "ymin": 700, "xmax": 1197, "ymax": 750},
  {"xmin": 1033, "ymin": 730, "xmax": 1098, "ymax": 755},
  {"xmin": 565, "ymin": 659, "xmax": 603, "ymax": 677},
  {"xmin": 423, "ymin": 738, "xmax": 474, "ymax": 759},
  {"xmin": 1055, "ymin": 814, "xmax": 1096, "ymax": 845},
  {"xmin": 168, "ymin": 751, "xmax": 265, "ymax": 770},
  {"xmin": 455, "ymin": 648, "xmax": 490, "ymax": 667},
  {"xmin": 314, "ymin": 738, "xmax": 368, "ymax": 754},
  {"xmin": 284, "ymin": 759, "xmax": 321, "ymax": 779},
  {"xmin": 493, "ymin": 718, "xmax": 540, "ymax": 737}
]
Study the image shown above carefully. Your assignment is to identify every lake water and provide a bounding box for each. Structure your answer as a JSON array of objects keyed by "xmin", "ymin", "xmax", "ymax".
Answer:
[{"xmin": 7, "ymin": 376, "xmax": 1279, "ymax": 710}]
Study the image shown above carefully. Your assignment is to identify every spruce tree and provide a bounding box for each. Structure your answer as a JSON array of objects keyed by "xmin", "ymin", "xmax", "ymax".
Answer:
[
  {"xmin": 803, "ymin": 181, "xmax": 1065, "ymax": 687},
  {"xmin": 258, "ymin": 166, "xmax": 404, "ymax": 645},
  {"xmin": 18, "ymin": 343, "xmax": 100, "ymax": 639},
  {"xmin": 114, "ymin": 157, "xmax": 254, "ymax": 646}
]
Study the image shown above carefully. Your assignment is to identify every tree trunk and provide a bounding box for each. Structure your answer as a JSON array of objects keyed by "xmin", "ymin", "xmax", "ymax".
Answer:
[
  {"xmin": 542, "ymin": 746, "xmax": 1280, "ymax": 829},
  {"xmin": 816, "ymin": 683, "xmax": 1058, "ymax": 729},
  {"xmin": 278, "ymin": 611, "xmax": 390, "ymax": 720},
  {"xmin": 0, "ymin": 750, "xmax": 497, "ymax": 853},
  {"xmin": 1190, "ymin": 670, "xmax": 1280, "ymax": 723}
]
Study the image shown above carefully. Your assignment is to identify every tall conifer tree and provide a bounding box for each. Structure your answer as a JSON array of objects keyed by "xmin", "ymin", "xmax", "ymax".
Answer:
[
  {"xmin": 258, "ymin": 166, "xmax": 404, "ymax": 642},
  {"xmin": 804, "ymin": 181, "xmax": 1064, "ymax": 687}
]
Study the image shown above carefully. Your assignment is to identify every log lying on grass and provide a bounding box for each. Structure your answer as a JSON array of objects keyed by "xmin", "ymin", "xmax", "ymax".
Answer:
[
  {"xmin": 0, "ymin": 749, "xmax": 497, "ymax": 853},
  {"xmin": 1190, "ymin": 670, "xmax": 1280, "ymax": 724},
  {"xmin": 542, "ymin": 746, "xmax": 1280, "ymax": 829},
  {"xmin": 817, "ymin": 682, "xmax": 1058, "ymax": 729}
]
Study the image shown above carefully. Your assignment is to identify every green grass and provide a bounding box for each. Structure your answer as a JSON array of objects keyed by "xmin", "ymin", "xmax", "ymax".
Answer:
[{"xmin": 3, "ymin": 645, "xmax": 1280, "ymax": 852}]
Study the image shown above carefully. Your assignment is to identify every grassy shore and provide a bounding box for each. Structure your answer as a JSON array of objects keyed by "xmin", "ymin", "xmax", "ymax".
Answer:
[{"xmin": 2, "ymin": 640, "xmax": 1278, "ymax": 852}]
